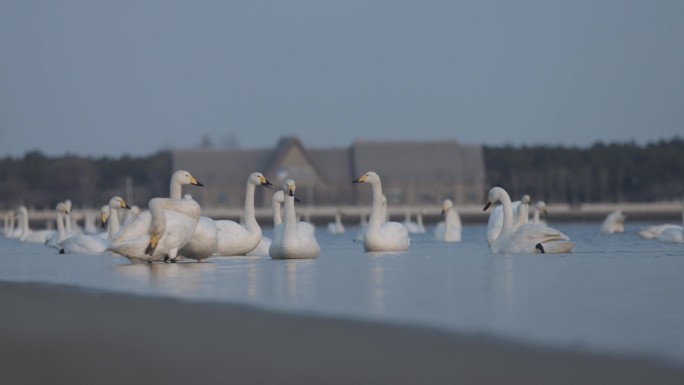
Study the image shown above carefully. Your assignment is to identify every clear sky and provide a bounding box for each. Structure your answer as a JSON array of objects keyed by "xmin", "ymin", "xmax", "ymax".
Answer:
[{"xmin": 1, "ymin": 0, "xmax": 682, "ymax": 157}]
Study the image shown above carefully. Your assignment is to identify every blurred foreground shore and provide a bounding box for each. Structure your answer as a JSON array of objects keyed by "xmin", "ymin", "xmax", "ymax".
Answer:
[{"xmin": 0, "ymin": 281, "xmax": 682, "ymax": 385}]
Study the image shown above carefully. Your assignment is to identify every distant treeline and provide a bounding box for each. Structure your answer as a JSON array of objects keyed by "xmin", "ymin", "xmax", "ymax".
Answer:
[
  {"xmin": 484, "ymin": 137, "xmax": 684, "ymax": 204},
  {"xmin": 1, "ymin": 138, "xmax": 683, "ymax": 209},
  {"xmin": 0, "ymin": 151, "xmax": 171, "ymax": 210}
]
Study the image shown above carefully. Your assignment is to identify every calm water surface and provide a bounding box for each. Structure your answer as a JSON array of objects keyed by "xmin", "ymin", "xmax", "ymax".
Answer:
[{"xmin": 1, "ymin": 222, "xmax": 683, "ymax": 364}]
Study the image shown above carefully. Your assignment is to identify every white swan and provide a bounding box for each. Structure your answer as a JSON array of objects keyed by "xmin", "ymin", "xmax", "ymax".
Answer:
[
  {"xmin": 178, "ymin": 194, "xmax": 219, "ymax": 261},
  {"xmin": 601, "ymin": 209, "xmax": 626, "ymax": 234},
  {"xmin": 17, "ymin": 206, "xmax": 54, "ymax": 244},
  {"xmin": 484, "ymin": 187, "xmax": 575, "ymax": 254},
  {"xmin": 247, "ymin": 190, "xmax": 293, "ymax": 256},
  {"xmin": 532, "ymin": 201, "xmax": 547, "ymax": 224},
  {"xmin": 434, "ymin": 199, "xmax": 462, "ymax": 242},
  {"xmin": 326, "ymin": 210, "xmax": 346, "ymax": 234},
  {"xmin": 107, "ymin": 170, "xmax": 204, "ymax": 263},
  {"xmin": 654, "ymin": 196, "xmax": 683, "ymax": 243},
  {"xmin": 58, "ymin": 197, "xmax": 130, "ymax": 254},
  {"xmin": 110, "ymin": 196, "xmax": 201, "ymax": 263},
  {"xmin": 402, "ymin": 211, "xmax": 424, "ymax": 234},
  {"xmin": 269, "ymin": 179, "xmax": 320, "ymax": 259},
  {"xmin": 353, "ymin": 171, "xmax": 410, "ymax": 252},
  {"xmin": 3, "ymin": 210, "xmax": 16, "ymax": 238},
  {"xmin": 46, "ymin": 203, "xmax": 71, "ymax": 248},
  {"xmin": 213, "ymin": 172, "xmax": 272, "ymax": 256},
  {"xmin": 486, "ymin": 194, "xmax": 530, "ymax": 248}
]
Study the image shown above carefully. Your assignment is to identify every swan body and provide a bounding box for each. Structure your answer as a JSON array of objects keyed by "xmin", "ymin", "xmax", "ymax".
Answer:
[
  {"xmin": 59, "ymin": 197, "xmax": 130, "ymax": 254},
  {"xmin": 213, "ymin": 172, "xmax": 272, "ymax": 256},
  {"xmin": 180, "ymin": 215, "xmax": 219, "ymax": 261},
  {"xmin": 638, "ymin": 224, "xmax": 679, "ymax": 239},
  {"xmin": 434, "ymin": 199, "xmax": 461, "ymax": 242},
  {"xmin": 327, "ymin": 210, "xmax": 346, "ymax": 234},
  {"xmin": 403, "ymin": 211, "xmax": 424, "ymax": 234},
  {"xmin": 653, "ymin": 196, "xmax": 684, "ymax": 243},
  {"xmin": 601, "ymin": 210, "xmax": 626, "ymax": 234},
  {"xmin": 484, "ymin": 187, "xmax": 574, "ymax": 254},
  {"xmin": 269, "ymin": 180, "xmax": 320, "ymax": 259},
  {"xmin": 247, "ymin": 190, "xmax": 290, "ymax": 256},
  {"xmin": 353, "ymin": 172, "xmax": 410, "ymax": 252}
]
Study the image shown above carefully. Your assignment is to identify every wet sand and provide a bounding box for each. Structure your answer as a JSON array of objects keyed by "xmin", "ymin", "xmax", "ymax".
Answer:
[{"xmin": 0, "ymin": 281, "xmax": 682, "ymax": 385}]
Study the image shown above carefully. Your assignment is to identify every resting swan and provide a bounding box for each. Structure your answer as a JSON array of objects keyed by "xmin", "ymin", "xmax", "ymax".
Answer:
[
  {"xmin": 58, "ymin": 197, "xmax": 130, "ymax": 254},
  {"xmin": 327, "ymin": 210, "xmax": 346, "ymax": 234},
  {"xmin": 639, "ymin": 196, "xmax": 683, "ymax": 242},
  {"xmin": 17, "ymin": 206, "xmax": 54, "ymax": 244},
  {"xmin": 269, "ymin": 179, "xmax": 320, "ymax": 259},
  {"xmin": 655, "ymin": 196, "xmax": 683, "ymax": 243},
  {"xmin": 601, "ymin": 210, "xmax": 626, "ymax": 234},
  {"xmin": 246, "ymin": 190, "xmax": 303, "ymax": 256},
  {"xmin": 434, "ymin": 199, "xmax": 462, "ymax": 242},
  {"xmin": 213, "ymin": 172, "xmax": 272, "ymax": 256},
  {"xmin": 486, "ymin": 194, "xmax": 530, "ymax": 248},
  {"xmin": 484, "ymin": 187, "xmax": 574, "ymax": 254},
  {"xmin": 353, "ymin": 171, "xmax": 410, "ymax": 252},
  {"xmin": 107, "ymin": 170, "xmax": 204, "ymax": 263}
]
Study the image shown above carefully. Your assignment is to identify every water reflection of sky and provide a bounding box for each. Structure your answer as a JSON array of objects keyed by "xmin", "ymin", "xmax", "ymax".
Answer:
[{"xmin": 1, "ymin": 223, "xmax": 683, "ymax": 364}]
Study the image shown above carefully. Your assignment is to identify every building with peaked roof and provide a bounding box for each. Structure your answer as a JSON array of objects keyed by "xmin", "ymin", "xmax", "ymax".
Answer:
[{"xmin": 170, "ymin": 137, "xmax": 485, "ymax": 208}]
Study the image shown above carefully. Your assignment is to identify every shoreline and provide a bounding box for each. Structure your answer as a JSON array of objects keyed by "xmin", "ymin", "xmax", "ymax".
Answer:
[{"xmin": 0, "ymin": 281, "xmax": 682, "ymax": 384}]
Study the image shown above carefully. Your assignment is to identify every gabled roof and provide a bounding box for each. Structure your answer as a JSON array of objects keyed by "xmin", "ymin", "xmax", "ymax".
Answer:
[{"xmin": 260, "ymin": 137, "xmax": 326, "ymax": 182}]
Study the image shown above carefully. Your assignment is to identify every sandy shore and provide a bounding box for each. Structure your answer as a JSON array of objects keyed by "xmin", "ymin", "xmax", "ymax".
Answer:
[{"xmin": 0, "ymin": 282, "xmax": 681, "ymax": 385}]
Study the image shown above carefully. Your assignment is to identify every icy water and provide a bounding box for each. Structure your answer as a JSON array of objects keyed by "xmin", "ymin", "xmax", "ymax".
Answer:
[{"xmin": 1, "ymin": 222, "xmax": 683, "ymax": 364}]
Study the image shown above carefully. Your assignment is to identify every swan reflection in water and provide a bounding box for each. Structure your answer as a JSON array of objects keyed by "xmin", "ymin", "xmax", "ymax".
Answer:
[
  {"xmin": 283, "ymin": 260, "xmax": 316, "ymax": 306},
  {"xmin": 113, "ymin": 261, "xmax": 219, "ymax": 297}
]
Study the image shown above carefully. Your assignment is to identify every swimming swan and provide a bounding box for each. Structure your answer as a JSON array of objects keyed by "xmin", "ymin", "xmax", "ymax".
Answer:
[
  {"xmin": 484, "ymin": 187, "xmax": 574, "ymax": 254},
  {"xmin": 327, "ymin": 210, "xmax": 346, "ymax": 234},
  {"xmin": 269, "ymin": 179, "xmax": 320, "ymax": 259},
  {"xmin": 655, "ymin": 196, "xmax": 683, "ymax": 243},
  {"xmin": 486, "ymin": 194, "xmax": 531, "ymax": 248},
  {"xmin": 17, "ymin": 206, "xmax": 54, "ymax": 244},
  {"xmin": 601, "ymin": 210, "xmax": 626, "ymax": 234},
  {"xmin": 58, "ymin": 197, "xmax": 130, "ymax": 254},
  {"xmin": 46, "ymin": 203, "xmax": 71, "ymax": 248},
  {"xmin": 213, "ymin": 172, "xmax": 272, "ymax": 256},
  {"xmin": 434, "ymin": 199, "xmax": 462, "ymax": 242},
  {"xmin": 353, "ymin": 171, "xmax": 410, "ymax": 252}
]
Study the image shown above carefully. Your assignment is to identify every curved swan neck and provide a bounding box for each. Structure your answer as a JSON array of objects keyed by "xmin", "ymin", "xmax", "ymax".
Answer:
[
  {"xmin": 243, "ymin": 182, "xmax": 259, "ymax": 231},
  {"xmin": 169, "ymin": 176, "xmax": 183, "ymax": 199},
  {"xmin": 368, "ymin": 180, "xmax": 384, "ymax": 230},
  {"xmin": 514, "ymin": 203, "xmax": 528, "ymax": 228},
  {"xmin": 497, "ymin": 190, "xmax": 514, "ymax": 239}
]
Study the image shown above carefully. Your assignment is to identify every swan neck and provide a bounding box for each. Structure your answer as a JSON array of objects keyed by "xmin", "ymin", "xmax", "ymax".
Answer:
[
  {"xmin": 65, "ymin": 216, "xmax": 72, "ymax": 233},
  {"xmin": 108, "ymin": 208, "xmax": 121, "ymax": 240},
  {"xmin": 283, "ymin": 195, "xmax": 298, "ymax": 240},
  {"xmin": 272, "ymin": 199, "xmax": 282, "ymax": 226},
  {"xmin": 498, "ymin": 192, "xmax": 514, "ymax": 239},
  {"xmin": 56, "ymin": 212, "xmax": 65, "ymax": 240},
  {"xmin": 533, "ymin": 208, "xmax": 540, "ymax": 223},
  {"xmin": 243, "ymin": 182, "xmax": 258, "ymax": 231},
  {"xmin": 368, "ymin": 181, "xmax": 384, "ymax": 229},
  {"xmin": 169, "ymin": 177, "xmax": 182, "ymax": 199}
]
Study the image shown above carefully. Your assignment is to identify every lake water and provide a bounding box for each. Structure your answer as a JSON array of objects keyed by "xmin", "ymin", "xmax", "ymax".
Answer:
[{"xmin": 1, "ymin": 222, "xmax": 683, "ymax": 364}]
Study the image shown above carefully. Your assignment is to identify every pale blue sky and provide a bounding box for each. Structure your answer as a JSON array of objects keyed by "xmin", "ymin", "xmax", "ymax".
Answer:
[{"xmin": 1, "ymin": 0, "xmax": 682, "ymax": 157}]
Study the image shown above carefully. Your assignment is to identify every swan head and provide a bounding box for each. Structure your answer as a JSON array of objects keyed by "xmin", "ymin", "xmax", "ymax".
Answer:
[
  {"xmin": 441, "ymin": 199, "xmax": 453, "ymax": 215},
  {"xmin": 283, "ymin": 179, "xmax": 296, "ymax": 197},
  {"xmin": 172, "ymin": 170, "xmax": 204, "ymax": 187},
  {"xmin": 64, "ymin": 200, "xmax": 73, "ymax": 213},
  {"xmin": 273, "ymin": 190, "xmax": 285, "ymax": 204},
  {"xmin": 55, "ymin": 202, "xmax": 69, "ymax": 215},
  {"xmin": 484, "ymin": 187, "xmax": 508, "ymax": 211},
  {"xmin": 521, "ymin": 195, "xmax": 531, "ymax": 205},
  {"xmin": 250, "ymin": 172, "xmax": 273, "ymax": 188},
  {"xmin": 101, "ymin": 205, "xmax": 109, "ymax": 228},
  {"xmin": 353, "ymin": 171, "xmax": 380, "ymax": 184},
  {"xmin": 109, "ymin": 196, "xmax": 131, "ymax": 210},
  {"xmin": 536, "ymin": 201, "xmax": 547, "ymax": 214},
  {"xmin": 18, "ymin": 206, "xmax": 27, "ymax": 215}
]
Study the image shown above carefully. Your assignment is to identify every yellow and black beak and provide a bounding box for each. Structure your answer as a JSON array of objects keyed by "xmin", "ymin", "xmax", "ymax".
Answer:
[
  {"xmin": 120, "ymin": 202, "xmax": 131, "ymax": 210},
  {"xmin": 101, "ymin": 213, "xmax": 109, "ymax": 229},
  {"xmin": 440, "ymin": 209, "xmax": 446, "ymax": 216},
  {"xmin": 352, "ymin": 175, "xmax": 367, "ymax": 183},
  {"xmin": 65, "ymin": 208, "xmax": 70, "ymax": 215},
  {"xmin": 483, "ymin": 202, "xmax": 492, "ymax": 211},
  {"xmin": 260, "ymin": 176, "xmax": 273, "ymax": 188},
  {"xmin": 288, "ymin": 187, "xmax": 294, "ymax": 197},
  {"xmin": 294, "ymin": 197, "xmax": 302, "ymax": 203},
  {"xmin": 189, "ymin": 175, "xmax": 204, "ymax": 187}
]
